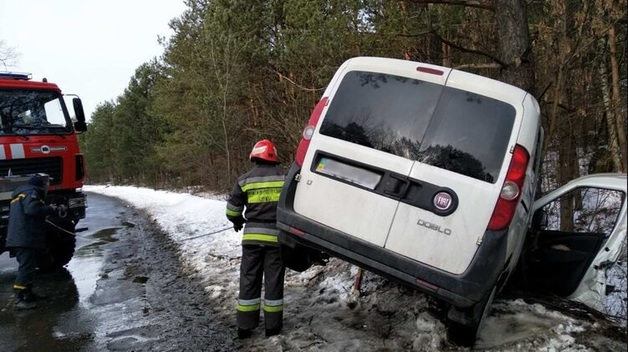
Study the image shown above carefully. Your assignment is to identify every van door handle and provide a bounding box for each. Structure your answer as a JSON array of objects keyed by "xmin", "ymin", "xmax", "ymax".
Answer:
[{"xmin": 383, "ymin": 176, "xmax": 410, "ymax": 198}]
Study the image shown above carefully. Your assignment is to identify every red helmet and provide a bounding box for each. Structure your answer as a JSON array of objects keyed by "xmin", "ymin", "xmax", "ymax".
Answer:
[{"xmin": 249, "ymin": 139, "xmax": 279, "ymax": 163}]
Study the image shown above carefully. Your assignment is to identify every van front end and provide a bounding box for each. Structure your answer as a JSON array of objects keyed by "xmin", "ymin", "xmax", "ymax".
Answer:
[{"xmin": 277, "ymin": 162, "xmax": 510, "ymax": 309}]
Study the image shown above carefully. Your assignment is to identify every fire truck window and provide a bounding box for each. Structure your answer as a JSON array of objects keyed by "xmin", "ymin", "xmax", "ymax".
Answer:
[
  {"xmin": 0, "ymin": 110, "xmax": 11, "ymax": 133},
  {"xmin": 15, "ymin": 110, "xmax": 31, "ymax": 125},
  {"xmin": 44, "ymin": 98, "xmax": 67, "ymax": 126}
]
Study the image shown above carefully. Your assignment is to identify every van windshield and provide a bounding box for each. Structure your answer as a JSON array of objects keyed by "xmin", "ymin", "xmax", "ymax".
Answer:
[{"xmin": 320, "ymin": 71, "xmax": 515, "ymax": 183}]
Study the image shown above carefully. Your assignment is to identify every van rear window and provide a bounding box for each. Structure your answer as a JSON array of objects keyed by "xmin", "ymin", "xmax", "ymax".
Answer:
[{"xmin": 320, "ymin": 71, "xmax": 515, "ymax": 183}]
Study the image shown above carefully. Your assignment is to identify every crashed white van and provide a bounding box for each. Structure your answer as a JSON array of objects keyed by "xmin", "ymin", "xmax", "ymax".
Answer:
[{"xmin": 276, "ymin": 57, "xmax": 627, "ymax": 346}]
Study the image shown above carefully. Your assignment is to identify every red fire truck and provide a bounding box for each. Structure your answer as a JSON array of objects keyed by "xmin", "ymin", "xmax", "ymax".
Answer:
[{"xmin": 0, "ymin": 72, "xmax": 88, "ymax": 269}]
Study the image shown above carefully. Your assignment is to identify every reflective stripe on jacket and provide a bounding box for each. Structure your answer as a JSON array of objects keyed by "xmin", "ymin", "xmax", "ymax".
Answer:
[
  {"xmin": 226, "ymin": 164, "xmax": 285, "ymax": 246},
  {"xmin": 242, "ymin": 223, "xmax": 281, "ymax": 246}
]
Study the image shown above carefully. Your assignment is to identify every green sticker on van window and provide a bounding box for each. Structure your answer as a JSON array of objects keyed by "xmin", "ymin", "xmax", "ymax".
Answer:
[{"xmin": 316, "ymin": 158, "xmax": 329, "ymax": 171}]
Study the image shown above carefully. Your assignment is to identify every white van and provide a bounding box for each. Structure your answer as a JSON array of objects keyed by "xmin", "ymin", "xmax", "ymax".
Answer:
[{"xmin": 276, "ymin": 57, "xmax": 627, "ymax": 346}]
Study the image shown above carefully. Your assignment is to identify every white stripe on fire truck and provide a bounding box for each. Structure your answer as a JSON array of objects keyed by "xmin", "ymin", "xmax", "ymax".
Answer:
[
  {"xmin": 0, "ymin": 145, "xmax": 5, "ymax": 160},
  {"xmin": 10, "ymin": 144, "xmax": 25, "ymax": 159}
]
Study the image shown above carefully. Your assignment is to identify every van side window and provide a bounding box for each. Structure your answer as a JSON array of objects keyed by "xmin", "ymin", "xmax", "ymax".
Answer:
[
  {"xmin": 320, "ymin": 71, "xmax": 516, "ymax": 183},
  {"xmin": 540, "ymin": 187, "xmax": 624, "ymax": 235}
]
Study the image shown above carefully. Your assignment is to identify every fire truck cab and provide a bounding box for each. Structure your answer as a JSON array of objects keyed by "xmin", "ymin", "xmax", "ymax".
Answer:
[{"xmin": 0, "ymin": 72, "xmax": 88, "ymax": 269}]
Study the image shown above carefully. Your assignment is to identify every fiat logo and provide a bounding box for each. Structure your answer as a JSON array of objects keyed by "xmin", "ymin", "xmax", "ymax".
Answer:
[
  {"xmin": 433, "ymin": 192, "xmax": 452, "ymax": 211},
  {"xmin": 41, "ymin": 145, "xmax": 51, "ymax": 154}
]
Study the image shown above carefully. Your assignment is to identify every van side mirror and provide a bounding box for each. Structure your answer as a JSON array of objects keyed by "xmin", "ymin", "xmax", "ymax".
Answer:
[
  {"xmin": 531, "ymin": 209, "xmax": 548, "ymax": 230},
  {"xmin": 72, "ymin": 97, "xmax": 87, "ymax": 132}
]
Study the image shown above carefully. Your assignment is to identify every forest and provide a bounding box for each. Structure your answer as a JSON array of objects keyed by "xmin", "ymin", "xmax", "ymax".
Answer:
[{"xmin": 77, "ymin": 0, "xmax": 626, "ymax": 194}]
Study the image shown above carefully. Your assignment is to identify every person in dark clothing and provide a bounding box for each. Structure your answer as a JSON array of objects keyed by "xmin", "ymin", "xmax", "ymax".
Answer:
[
  {"xmin": 226, "ymin": 139, "xmax": 286, "ymax": 339},
  {"xmin": 6, "ymin": 173, "xmax": 58, "ymax": 310}
]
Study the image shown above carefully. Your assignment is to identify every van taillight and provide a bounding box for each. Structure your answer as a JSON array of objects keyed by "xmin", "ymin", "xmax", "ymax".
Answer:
[
  {"xmin": 295, "ymin": 97, "xmax": 328, "ymax": 166},
  {"xmin": 487, "ymin": 145, "xmax": 529, "ymax": 231}
]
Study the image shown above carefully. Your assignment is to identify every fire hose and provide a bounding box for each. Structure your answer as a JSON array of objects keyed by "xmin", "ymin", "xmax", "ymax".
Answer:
[
  {"xmin": 45, "ymin": 214, "xmax": 233, "ymax": 240},
  {"xmin": 45, "ymin": 219, "xmax": 77, "ymax": 236},
  {"xmin": 177, "ymin": 225, "xmax": 234, "ymax": 241}
]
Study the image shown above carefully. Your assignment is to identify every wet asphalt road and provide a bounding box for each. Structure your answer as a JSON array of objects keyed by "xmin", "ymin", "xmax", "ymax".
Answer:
[{"xmin": 0, "ymin": 192, "xmax": 239, "ymax": 351}]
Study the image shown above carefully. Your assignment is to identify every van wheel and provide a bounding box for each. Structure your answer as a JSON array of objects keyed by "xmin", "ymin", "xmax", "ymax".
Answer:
[
  {"xmin": 446, "ymin": 285, "xmax": 497, "ymax": 347},
  {"xmin": 280, "ymin": 244, "xmax": 314, "ymax": 272},
  {"xmin": 447, "ymin": 320, "xmax": 478, "ymax": 347},
  {"xmin": 280, "ymin": 243, "xmax": 329, "ymax": 272}
]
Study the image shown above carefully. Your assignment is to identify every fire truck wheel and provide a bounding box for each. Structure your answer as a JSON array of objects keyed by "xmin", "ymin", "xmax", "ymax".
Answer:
[{"xmin": 38, "ymin": 221, "xmax": 77, "ymax": 271}]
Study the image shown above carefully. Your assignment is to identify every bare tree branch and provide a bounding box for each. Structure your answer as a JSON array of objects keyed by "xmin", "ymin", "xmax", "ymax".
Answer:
[
  {"xmin": 273, "ymin": 70, "xmax": 325, "ymax": 93},
  {"xmin": 430, "ymin": 29, "xmax": 506, "ymax": 67},
  {"xmin": 453, "ymin": 63, "xmax": 501, "ymax": 70},
  {"xmin": 406, "ymin": 0, "xmax": 494, "ymax": 11},
  {"xmin": 0, "ymin": 41, "xmax": 20, "ymax": 70}
]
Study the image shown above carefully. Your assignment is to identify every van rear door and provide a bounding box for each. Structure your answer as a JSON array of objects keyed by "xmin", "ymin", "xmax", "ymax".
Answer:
[
  {"xmin": 292, "ymin": 59, "xmax": 451, "ymax": 246},
  {"xmin": 522, "ymin": 173, "xmax": 627, "ymax": 311},
  {"xmin": 384, "ymin": 69, "xmax": 528, "ymax": 274}
]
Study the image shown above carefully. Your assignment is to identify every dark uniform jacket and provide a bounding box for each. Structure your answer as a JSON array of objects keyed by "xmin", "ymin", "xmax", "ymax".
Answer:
[
  {"xmin": 6, "ymin": 184, "xmax": 55, "ymax": 249},
  {"xmin": 226, "ymin": 164, "xmax": 286, "ymax": 246}
]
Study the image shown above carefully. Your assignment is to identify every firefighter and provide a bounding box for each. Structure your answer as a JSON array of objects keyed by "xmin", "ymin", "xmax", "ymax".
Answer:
[
  {"xmin": 226, "ymin": 139, "xmax": 286, "ymax": 338},
  {"xmin": 6, "ymin": 173, "xmax": 58, "ymax": 310}
]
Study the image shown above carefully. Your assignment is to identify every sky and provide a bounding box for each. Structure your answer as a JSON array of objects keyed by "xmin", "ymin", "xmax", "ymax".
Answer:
[
  {"xmin": 0, "ymin": 0, "xmax": 187, "ymax": 120},
  {"xmin": 83, "ymin": 184, "xmax": 627, "ymax": 352}
]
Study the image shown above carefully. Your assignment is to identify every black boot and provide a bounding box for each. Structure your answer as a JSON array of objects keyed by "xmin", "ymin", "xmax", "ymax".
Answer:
[
  {"xmin": 15, "ymin": 300, "xmax": 37, "ymax": 310},
  {"xmin": 237, "ymin": 328, "xmax": 253, "ymax": 339},
  {"xmin": 14, "ymin": 290, "xmax": 37, "ymax": 310},
  {"xmin": 265, "ymin": 323, "xmax": 282, "ymax": 337},
  {"xmin": 22, "ymin": 285, "xmax": 47, "ymax": 301}
]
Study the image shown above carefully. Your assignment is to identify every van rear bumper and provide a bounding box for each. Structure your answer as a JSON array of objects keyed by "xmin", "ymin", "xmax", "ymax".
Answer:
[{"xmin": 277, "ymin": 163, "xmax": 509, "ymax": 309}]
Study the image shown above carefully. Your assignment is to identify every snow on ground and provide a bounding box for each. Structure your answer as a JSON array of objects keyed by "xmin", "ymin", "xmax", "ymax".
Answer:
[{"xmin": 84, "ymin": 185, "xmax": 626, "ymax": 351}]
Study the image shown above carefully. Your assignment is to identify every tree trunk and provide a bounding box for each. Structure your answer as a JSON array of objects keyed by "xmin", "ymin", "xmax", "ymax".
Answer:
[
  {"xmin": 608, "ymin": 25, "xmax": 627, "ymax": 172},
  {"xmin": 493, "ymin": 0, "xmax": 535, "ymax": 93},
  {"xmin": 598, "ymin": 35, "xmax": 624, "ymax": 173}
]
